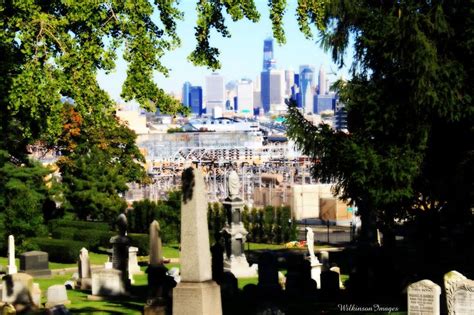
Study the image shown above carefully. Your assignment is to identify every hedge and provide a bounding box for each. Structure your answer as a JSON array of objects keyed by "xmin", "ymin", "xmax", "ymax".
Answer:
[
  {"xmin": 51, "ymin": 227, "xmax": 77, "ymax": 240},
  {"xmin": 129, "ymin": 233, "xmax": 149, "ymax": 256},
  {"xmin": 73, "ymin": 230, "xmax": 114, "ymax": 251},
  {"xmin": 31, "ymin": 238, "xmax": 84, "ymax": 263},
  {"xmin": 48, "ymin": 219, "xmax": 109, "ymax": 232}
]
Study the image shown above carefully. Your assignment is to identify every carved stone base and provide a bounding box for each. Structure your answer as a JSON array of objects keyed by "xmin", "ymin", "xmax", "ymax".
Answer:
[
  {"xmin": 224, "ymin": 256, "xmax": 258, "ymax": 278},
  {"xmin": 172, "ymin": 281, "xmax": 222, "ymax": 315}
]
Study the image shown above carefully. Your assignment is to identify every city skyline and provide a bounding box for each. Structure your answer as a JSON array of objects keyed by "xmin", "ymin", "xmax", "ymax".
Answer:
[{"xmin": 97, "ymin": 1, "xmax": 352, "ymax": 105}]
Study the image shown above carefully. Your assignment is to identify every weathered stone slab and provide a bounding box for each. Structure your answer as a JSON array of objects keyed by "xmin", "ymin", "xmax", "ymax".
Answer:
[
  {"xmin": 452, "ymin": 279, "xmax": 474, "ymax": 315},
  {"xmin": 444, "ymin": 270, "xmax": 467, "ymax": 315},
  {"xmin": 91, "ymin": 269, "xmax": 126, "ymax": 297},
  {"xmin": 45, "ymin": 284, "xmax": 70, "ymax": 308},
  {"xmin": 19, "ymin": 251, "xmax": 51, "ymax": 278},
  {"xmin": 1, "ymin": 273, "xmax": 34, "ymax": 305},
  {"xmin": 173, "ymin": 281, "xmax": 222, "ymax": 315},
  {"xmin": 407, "ymin": 279, "xmax": 441, "ymax": 315}
]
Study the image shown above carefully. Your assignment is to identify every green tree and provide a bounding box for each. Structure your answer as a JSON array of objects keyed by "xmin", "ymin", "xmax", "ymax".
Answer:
[{"xmin": 263, "ymin": 205, "xmax": 275, "ymax": 244}]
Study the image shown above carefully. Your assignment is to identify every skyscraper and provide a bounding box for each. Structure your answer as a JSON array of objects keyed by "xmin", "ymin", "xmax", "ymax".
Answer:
[
  {"xmin": 236, "ymin": 79, "xmax": 254, "ymax": 116},
  {"xmin": 299, "ymin": 65, "xmax": 315, "ymax": 113},
  {"xmin": 205, "ymin": 73, "xmax": 225, "ymax": 115},
  {"xmin": 318, "ymin": 64, "xmax": 327, "ymax": 95},
  {"xmin": 284, "ymin": 69, "xmax": 295, "ymax": 97},
  {"xmin": 182, "ymin": 81, "xmax": 191, "ymax": 106},
  {"xmin": 262, "ymin": 37, "xmax": 274, "ymax": 71},
  {"xmin": 189, "ymin": 86, "xmax": 203, "ymax": 115}
]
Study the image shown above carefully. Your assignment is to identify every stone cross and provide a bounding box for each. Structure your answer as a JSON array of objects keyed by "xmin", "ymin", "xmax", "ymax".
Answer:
[
  {"xmin": 149, "ymin": 220, "xmax": 163, "ymax": 267},
  {"xmin": 179, "ymin": 167, "xmax": 212, "ymax": 282},
  {"xmin": 7, "ymin": 235, "xmax": 17, "ymax": 275},
  {"xmin": 407, "ymin": 279, "xmax": 441, "ymax": 315},
  {"xmin": 444, "ymin": 270, "xmax": 467, "ymax": 315}
]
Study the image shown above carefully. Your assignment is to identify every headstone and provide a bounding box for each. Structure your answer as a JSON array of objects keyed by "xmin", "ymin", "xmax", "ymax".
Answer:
[
  {"xmin": 45, "ymin": 284, "xmax": 71, "ymax": 308},
  {"xmin": 285, "ymin": 255, "xmax": 315, "ymax": 295},
  {"xmin": 149, "ymin": 220, "xmax": 163, "ymax": 267},
  {"xmin": 407, "ymin": 279, "xmax": 441, "ymax": 315},
  {"xmin": 221, "ymin": 169, "xmax": 257, "ymax": 278},
  {"xmin": 110, "ymin": 213, "xmax": 131, "ymax": 291},
  {"xmin": 32, "ymin": 283, "xmax": 41, "ymax": 307},
  {"xmin": 128, "ymin": 246, "xmax": 142, "ymax": 275},
  {"xmin": 1, "ymin": 273, "xmax": 34, "ymax": 305},
  {"xmin": 173, "ymin": 167, "xmax": 222, "ymax": 315},
  {"xmin": 450, "ymin": 279, "xmax": 474, "ymax": 315},
  {"xmin": 7, "ymin": 235, "xmax": 17, "ymax": 275},
  {"xmin": 329, "ymin": 266, "xmax": 344, "ymax": 289},
  {"xmin": 91, "ymin": 269, "xmax": 126, "ymax": 297},
  {"xmin": 321, "ymin": 270, "xmax": 340, "ymax": 292},
  {"xmin": 211, "ymin": 236, "xmax": 225, "ymax": 284},
  {"xmin": 19, "ymin": 251, "xmax": 51, "ymax": 277},
  {"xmin": 444, "ymin": 270, "xmax": 467, "ymax": 315},
  {"xmin": 76, "ymin": 248, "xmax": 91, "ymax": 290},
  {"xmin": 320, "ymin": 251, "xmax": 329, "ymax": 271}
]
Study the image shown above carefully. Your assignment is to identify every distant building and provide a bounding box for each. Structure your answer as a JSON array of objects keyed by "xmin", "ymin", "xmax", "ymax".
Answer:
[
  {"xmin": 299, "ymin": 65, "xmax": 315, "ymax": 113},
  {"xmin": 318, "ymin": 64, "xmax": 327, "ymax": 95},
  {"xmin": 236, "ymin": 79, "xmax": 254, "ymax": 116},
  {"xmin": 262, "ymin": 37, "xmax": 275, "ymax": 71},
  {"xmin": 205, "ymin": 73, "xmax": 225, "ymax": 114},
  {"xmin": 262, "ymin": 69, "xmax": 285, "ymax": 113},
  {"xmin": 182, "ymin": 81, "xmax": 191, "ymax": 106},
  {"xmin": 315, "ymin": 94, "xmax": 335, "ymax": 113},
  {"xmin": 335, "ymin": 99, "xmax": 347, "ymax": 131},
  {"xmin": 189, "ymin": 86, "xmax": 203, "ymax": 115},
  {"xmin": 284, "ymin": 69, "xmax": 295, "ymax": 97}
]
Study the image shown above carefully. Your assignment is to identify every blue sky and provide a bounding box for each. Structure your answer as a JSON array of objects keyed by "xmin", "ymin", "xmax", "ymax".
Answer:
[{"xmin": 97, "ymin": 1, "xmax": 352, "ymax": 104}]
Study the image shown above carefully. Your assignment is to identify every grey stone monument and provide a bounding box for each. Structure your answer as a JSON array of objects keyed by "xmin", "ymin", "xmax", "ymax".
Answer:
[
  {"xmin": 407, "ymin": 279, "xmax": 441, "ymax": 315},
  {"xmin": 7, "ymin": 235, "xmax": 17, "ymax": 275},
  {"xmin": 221, "ymin": 169, "xmax": 257, "ymax": 278},
  {"xmin": 110, "ymin": 213, "xmax": 131, "ymax": 291},
  {"xmin": 173, "ymin": 167, "xmax": 222, "ymax": 315},
  {"xmin": 76, "ymin": 248, "xmax": 91, "ymax": 290},
  {"xmin": 444, "ymin": 270, "xmax": 467, "ymax": 315},
  {"xmin": 19, "ymin": 251, "xmax": 52, "ymax": 277},
  {"xmin": 45, "ymin": 284, "xmax": 71, "ymax": 308}
]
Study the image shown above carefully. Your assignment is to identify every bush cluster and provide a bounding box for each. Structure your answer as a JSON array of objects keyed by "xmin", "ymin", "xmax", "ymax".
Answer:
[
  {"xmin": 129, "ymin": 233, "xmax": 149, "ymax": 256},
  {"xmin": 49, "ymin": 219, "xmax": 113, "ymax": 250},
  {"xmin": 31, "ymin": 237, "xmax": 84, "ymax": 263}
]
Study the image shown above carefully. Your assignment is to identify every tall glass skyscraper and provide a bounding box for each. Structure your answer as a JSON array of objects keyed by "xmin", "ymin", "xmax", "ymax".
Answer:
[
  {"xmin": 205, "ymin": 73, "xmax": 225, "ymax": 115},
  {"xmin": 189, "ymin": 86, "xmax": 203, "ymax": 115},
  {"xmin": 299, "ymin": 65, "xmax": 315, "ymax": 113},
  {"xmin": 182, "ymin": 81, "xmax": 191, "ymax": 106},
  {"xmin": 262, "ymin": 37, "xmax": 274, "ymax": 71}
]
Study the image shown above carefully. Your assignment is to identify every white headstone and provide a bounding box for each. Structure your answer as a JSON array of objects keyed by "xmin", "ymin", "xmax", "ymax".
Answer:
[
  {"xmin": 79, "ymin": 248, "xmax": 91, "ymax": 279},
  {"xmin": 179, "ymin": 168, "xmax": 212, "ymax": 282},
  {"xmin": 149, "ymin": 220, "xmax": 163, "ymax": 267},
  {"xmin": 444, "ymin": 270, "xmax": 467, "ymax": 315},
  {"xmin": 45, "ymin": 284, "xmax": 70, "ymax": 308},
  {"xmin": 128, "ymin": 246, "xmax": 141, "ymax": 275},
  {"xmin": 91, "ymin": 269, "xmax": 126, "ymax": 296},
  {"xmin": 452, "ymin": 279, "xmax": 474, "ymax": 315},
  {"xmin": 407, "ymin": 279, "xmax": 441, "ymax": 315},
  {"xmin": 7, "ymin": 235, "xmax": 17, "ymax": 275}
]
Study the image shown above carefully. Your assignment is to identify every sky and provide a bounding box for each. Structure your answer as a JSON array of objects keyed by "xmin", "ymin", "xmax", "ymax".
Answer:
[{"xmin": 96, "ymin": 1, "xmax": 353, "ymax": 105}]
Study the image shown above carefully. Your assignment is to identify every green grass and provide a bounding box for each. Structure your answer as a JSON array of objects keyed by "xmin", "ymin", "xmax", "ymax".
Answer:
[
  {"xmin": 237, "ymin": 277, "xmax": 258, "ymax": 289},
  {"xmin": 0, "ymin": 253, "xmax": 110, "ymax": 271}
]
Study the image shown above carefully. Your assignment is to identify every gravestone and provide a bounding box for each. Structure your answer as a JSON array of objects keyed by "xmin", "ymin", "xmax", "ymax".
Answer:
[
  {"xmin": 444, "ymin": 270, "xmax": 467, "ymax": 315},
  {"xmin": 91, "ymin": 269, "xmax": 126, "ymax": 297},
  {"xmin": 173, "ymin": 167, "xmax": 222, "ymax": 315},
  {"xmin": 76, "ymin": 248, "xmax": 91, "ymax": 290},
  {"xmin": 320, "ymin": 251, "xmax": 329, "ymax": 271},
  {"xmin": 329, "ymin": 266, "xmax": 343, "ymax": 289},
  {"xmin": 145, "ymin": 220, "xmax": 176, "ymax": 315},
  {"xmin": 211, "ymin": 235, "xmax": 225, "ymax": 284},
  {"xmin": 1, "ymin": 273, "xmax": 34, "ymax": 305},
  {"xmin": 19, "ymin": 251, "xmax": 51, "ymax": 278},
  {"xmin": 321, "ymin": 270, "xmax": 340, "ymax": 292},
  {"xmin": 7, "ymin": 235, "xmax": 17, "ymax": 275},
  {"xmin": 451, "ymin": 279, "xmax": 474, "ymax": 315},
  {"xmin": 110, "ymin": 213, "xmax": 131, "ymax": 291},
  {"xmin": 45, "ymin": 284, "xmax": 71, "ymax": 308},
  {"xmin": 407, "ymin": 279, "xmax": 441, "ymax": 315},
  {"xmin": 285, "ymin": 255, "xmax": 315, "ymax": 295},
  {"xmin": 221, "ymin": 169, "xmax": 257, "ymax": 278},
  {"xmin": 128, "ymin": 246, "xmax": 142, "ymax": 275}
]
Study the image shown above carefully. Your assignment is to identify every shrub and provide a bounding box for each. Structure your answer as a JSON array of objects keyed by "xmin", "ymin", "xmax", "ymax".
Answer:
[
  {"xmin": 51, "ymin": 227, "xmax": 77, "ymax": 240},
  {"xmin": 129, "ymin": 233, "xmax": 149, "ymax": 256},
  {"xmin": 48, "ymin": 219, "xmax": 109, "ymax": 232},
  {"xmin": 31, "ymin": 237, "xmax": 83, "ymax": 263},
  {"xmin": 73, "ymin": 229, "xmax": 113, "ymax": 251}
]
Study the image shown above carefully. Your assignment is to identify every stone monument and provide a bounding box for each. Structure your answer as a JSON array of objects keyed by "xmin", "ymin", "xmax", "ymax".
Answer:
[
  {"xmin": 407, "ymin": 279, "xmax": 441, "ymax": 315},
  {"xmin": 45, "ymin": 284, "xmax": 71, "ymax": 308},
  {"xmin": 110, "ymin": 213, "xmax": 131, "ymax": 291},
  {"xmin": 172, "ymin": 167, "xmax": 222, "ymax": 315},
  {"xmin": 76, "ymin": 248, "xmax": 92, "ymax": 290},
  {"xmin": 19, "ymin": 251, "xmax": 51, "ymax": 277},
  {"xmin": 7, "ymin": 235, "xmax": 17, "ymax": 275},
  {"xmin": 128, "ymin": 246, "xmax": 142, "ymax": 276},
  {"xmin": 306, "ymin": 227, "xmax": 322, "ymax": 288},
  {"xmin": 221, "ymin": 168, "xmax": 257, "ymax": 278},
  {"xmin": 1, "ymin": 272, "xmax": 41, "ymax": 307},
  {"xmin": 444, "ymin": 270, "xmax": 467, "ymax": 315},
  {"xmin": 145, "ymin": 220, "xmax": 176, "ymax": 315}
]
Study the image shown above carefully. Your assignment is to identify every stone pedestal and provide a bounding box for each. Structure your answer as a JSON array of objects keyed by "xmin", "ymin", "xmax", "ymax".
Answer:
[
  {"xmin": 221, "ymin": 198, "xmax": 257, "ymax": 278},
  {"xmin": 91, "ymin": 269, "xmax": 127, "ymax": 297},
  {"xmin": 110, "ymin": 235, "xmax": 131, "ymax": 291},
  {"xmin": 172, "ymin": 281, "xmax": 222, "ymax": 315},
  {"xmin": 128, "ymin": 246, "xmax": 143, "ymax": 276}
]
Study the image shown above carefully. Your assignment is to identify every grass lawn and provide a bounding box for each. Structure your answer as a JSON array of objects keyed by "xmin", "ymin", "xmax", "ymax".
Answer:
[{"xmin": 0, "ymin": 253, "xmax": 110, "ymax": 271}]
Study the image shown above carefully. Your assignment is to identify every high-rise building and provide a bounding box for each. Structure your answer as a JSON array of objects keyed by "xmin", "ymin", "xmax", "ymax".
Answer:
[
  {"xmin": 318, "ymin": 64, "xmax": 327, "ymax": 95},
  {"xmin": 236, "ymin": 79, "xmax": 254, "ymax": 116},
  {"xmin": 299, "ymin": 65, "xmax": 315, "ymax": 113},
  {"xmin": 335, "ymin": 99, "xmax": 347, "ymax": 131},
  {"xmin": 189, "ymin": 86, "xmax": 203, "ymax": 115},
  {"xmin": 263, "ymin": 37, "xmax": 275, "ymax": 71},
  {"xmin": 285, "ymin": 69, "xmax": 295, "ymax": 97},
  {"xmin": 205, "ymin": 73, "xmax": 225, "ymax": 114},
  {"xmin": 182, "ymin": 81, "xmax": 191, "ymax": 106}
]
